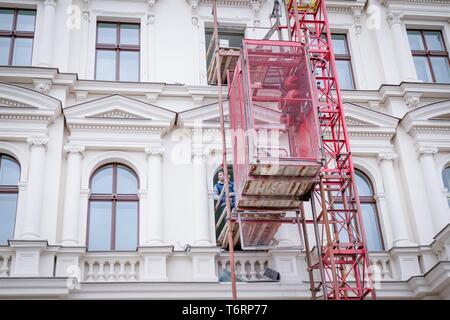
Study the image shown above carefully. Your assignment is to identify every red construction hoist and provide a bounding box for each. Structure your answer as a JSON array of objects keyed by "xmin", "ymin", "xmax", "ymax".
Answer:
[{"xmin": 211, "ymin": 0, "xmax": 376, "ymax": 300}]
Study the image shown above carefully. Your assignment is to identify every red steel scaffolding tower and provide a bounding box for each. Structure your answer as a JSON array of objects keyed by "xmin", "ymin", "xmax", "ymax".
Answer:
[{"xmin": 212, "ymin": 0, "xmax": 376, "ymax": 300}]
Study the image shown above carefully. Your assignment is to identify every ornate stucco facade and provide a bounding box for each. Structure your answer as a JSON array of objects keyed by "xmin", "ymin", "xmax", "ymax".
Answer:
[{"xmin": 0, "ymin": 0, "xmax": 449, "ymax": 299}]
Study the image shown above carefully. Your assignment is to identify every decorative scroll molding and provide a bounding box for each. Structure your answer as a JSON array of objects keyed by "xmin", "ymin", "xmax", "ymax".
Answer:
[
  {"xmin": 404, "ymin": 92, "xmax": 421, "ymax": 109},
  {"xmin": 64, "ymin": 143, "xmax": 85, "ymax": 154},
  {"xmin": 43, "ymin": 0, "xmax": 57, "ymax": 7},
  {"xmin": 186, "ymin": 0, "xmax": 199, "ymax": 26},
  {"xmin": 351, "ymin": 6, "xmax": 362, "ymax": 35},
  {"xmin": 145, "ymin": 146, "xmax": 165, "ymax": 156},
  {"xmin": 32, "ymin": 79, "xmax": 52, "ymax": 94},
  {"xmin": 378, "ymin": 152, "xmax": 398, "ymax": 163},
  {"xmin": 147, "ymin": 0, "xmax": 158, "ymax": 25},
  {"xmin": 386, "ymin": 11, "xmax": 404, "ymax": 28},
  {"xmin": 27, "ymin": 136, "xmax": 49, "ymax": 147},
  {"xmin": 416, "ymin": 145, "xmax": 438, "ymax": 159}
]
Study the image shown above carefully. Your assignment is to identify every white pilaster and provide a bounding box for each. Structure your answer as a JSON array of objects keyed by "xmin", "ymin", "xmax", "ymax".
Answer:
[
  {"xmin": 19, "ymin": 136, "xmax": 48, "ymax": 240},
  {"xmin": 417, "ymin": 146, "xmax": 450, "ymax": 232},
  {"xmin": 378, "ymin": 152, "xmax": 415, "ymax": 246},
  {"xmin": 147, "ymin": 0, "xmax": 158, "ymax": 81},
  {"xmin": 37, "ymin": 0, "xmax": 57, "ymax": 66},
  {"xmin": 61, "ymin": 144, "xmax": 85, "ymax": 246},
  {"xmin": 145, "ymin": 146, "xmax": 164, "ymax": 245},
  {"xmin": 192, "ymin": 149, "xmax": 211, "ymax": 246},
  {"xmin": 386, "ymin": 11, "xmax": 417, "ymax": 81}
]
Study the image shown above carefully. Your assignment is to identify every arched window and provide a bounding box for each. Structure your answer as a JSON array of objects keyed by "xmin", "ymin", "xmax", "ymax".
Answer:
[
  {"xmin": 355, "ymin": 170, "xmax": 384, "ymax": 251},
  {"xmin": 442, "ymin": 165, "xmax": 450, "ymax": 207},
  {"xmin": 0, "ymin": 154, "xmax": 20, "ymax": 244},
  {"xmin": 87, "ymin": 163, "xmax": 139, "ymax": 251}
]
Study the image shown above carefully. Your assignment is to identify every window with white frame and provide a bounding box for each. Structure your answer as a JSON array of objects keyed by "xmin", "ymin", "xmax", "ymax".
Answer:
[
  {"xmin": 0, "ymin": 8, "xmax": 36, "ymax": 66},
  {"xmin": 407, "ymin": 29, "xmax": 450, "ymax": 83},
  {"xmin": 87, "ymin": 163, "xmax": 139, "ymax": 251},
  {"xmin": 0, "ymin": 154, "xmax": 20, "ymax": 244},
  {"xmin": 95, "ymin": 22, "xmax": 140, "ymax": 81},
  {"xmin": 442, "ymin": 165, "xmax": 450, "ymax": 208}
]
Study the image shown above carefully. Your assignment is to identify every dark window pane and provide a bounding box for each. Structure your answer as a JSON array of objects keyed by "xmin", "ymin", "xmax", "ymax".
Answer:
[
  {"xmin": 0, "ymin": 9, "xmax": 14, "ymax": 31},
  {"xmin": 0, "ymin": 155, "xmax": 20, "ymax": 185},
  {"xmin": 205, "ymin": 29, "xmax": 244, "ymax": 70},
  {"xmin": 331, "ymin": 34, "xmax": 348, "ymax": 55},
  {"xmin": 443, "ymin": 167, "xmax": 450, "ymax": 190},
  {"xmin": 91, "ymin": 165, "xmax": 113, "ymax": 193},
  {"xmin": 355, "ymin": 171, "xmax": 372, "ymax": 196},
  {"xmin": 115, "ymin": 202, "xmax": 138, "ymax": 250},
  {"xmin": 407, "ymin": 31, "xmax": 425, "ymax": 50},
  {"xmin": 361, "ymin": 204, "xmax": 383, "ymax": 251},
  {"xmin": 335, "ymin": 60, "xmax": 354, "ymax": 89},
  {"xmin": 96, "ymin": 50, "xmax": 116, "ymax": 80},
  {"xmin": 12, "ymin": 38, "xmax": 33, "ymax": 66},
  {"xmin": 413, "ymin": 56, "xmax": 433, "ymax": 82},
  {"xmin": 97, "ymin": 23, "xmax": 117, "ymax": 44},
  {"xmin": 119, "ymin": 51, "xmax": 139, "ymax": 81},
  {"xmin": 0, "ymin": 193, "xmax": 17, "ymax": 244},
  {"xmin": 430, "ymin": 57, "xmax": 450, "ymax": 83},
  {"xmin": 120, "ymin": 24, "xmax": 139, "ymax": 45},
  {"xmin": 16, "ymin": 10, "xmax": 35, "ymax": 32},
  {"xmin": 88, "ymin": 201, "xmax": 112, "ymax": 250},
  {"xmin": 0, "ymin": 37, "xmax": 11, "ymax": 65},
  {"xmin": 424, "ymin": 31, "xmax": 445, "ymax": 51},
  {"xmin": 116, "ymin": 166, "xmax": 138, "ymax": 194}
]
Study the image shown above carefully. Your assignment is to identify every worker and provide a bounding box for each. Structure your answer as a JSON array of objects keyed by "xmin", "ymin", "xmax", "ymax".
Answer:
[{"xmin": 213, "ymin": 170, "xmax": 235, "ymax": 211}]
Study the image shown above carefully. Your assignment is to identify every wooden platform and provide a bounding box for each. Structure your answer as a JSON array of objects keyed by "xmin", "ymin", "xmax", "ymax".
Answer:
[
  {"xmin": 207, "ymin": 48, "xmax": 240, "ymax": 85},
  {"xmin": 238, "ymin": 211, "xmax": 285, "ymax": 249},
  {"xmin": 238, "ymin": 163, "xmax": 320, "ymax": 209}
]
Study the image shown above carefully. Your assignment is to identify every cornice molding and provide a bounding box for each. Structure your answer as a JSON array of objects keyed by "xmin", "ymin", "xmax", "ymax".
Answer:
[{"xmin": 67, "ymin": 124, "xmax": 167, "ymax": 132}]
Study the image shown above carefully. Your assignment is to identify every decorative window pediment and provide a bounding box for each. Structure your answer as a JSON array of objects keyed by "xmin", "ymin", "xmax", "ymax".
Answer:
[
  {"xmin": 0, "ymin": 82, "xmax": 60, "ymax": 117},
  {"xmin": 178, "ymin": 102, "xmax": 230, "ymax": 129},
  {"xmin": 403, "ymin": 100, "xmax": 450, "ymax": 140},
  {"xmin": 64, "ymin": 94, "xmax": 176, "ymax": 132},
  {"xmin": 0, "ymin": 82, "xmax": 61, "ymax": 139},
  {"xmin": 344, "ymin": 103, "xmax": 399, "ymax": 129}
]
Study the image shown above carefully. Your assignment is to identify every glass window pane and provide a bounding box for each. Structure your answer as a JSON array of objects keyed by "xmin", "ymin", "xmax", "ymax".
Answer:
[
  {"xmin": 0, "ymin": 155, "xmax": 20, "ymax": 185},
  {"xmin": 116, "ymin": 166, "xmax": 138, "ymax": 194},
  {"xmin": 91, "ymin": 165, "xmax": 113, "ymax": 193},
  {"xmin": 115, "ymin": 202, "xmax": 138, "ymax": 250},
  {"xmin": 88, "ymin": 201, "xmax": 112, "ymax": 251},
  {"xmin": 96, "ymin": 50, "xmax": 116, "ymax": 80},
  {"xmin": 12, "ymin": 38, "xmax": 33, "ymax": 66},
  {"xmin": 119, "ymin": 51, "xmax": 139, "ymax": 81},
  {"xmin": 0, "ymin": 9, "xmax": 14, "ymax": 31},
  {"xmin": 430, "ymin": 57, "xmax": 450, "ymax": 83},
  {"xmin": 424, "ymin": 31, "xmax": 445, "ymax": 51},
  {"xmin": 361, "ymin": 204, "xmax": 383, "ymax": 251},
  {"xmin": 355, "ymin": 171, "xmax": 372, "ymax": 196},
  {"xmin": 443, "ymin": 167, "xmax": 450, "ymax": 190},
  {"xmin": 407, "ymin": 31, "xmax": 425, "ymax": 50},
  {"xmin": 413, "ymin": 56, "xmax": 433, "ymax": 82},
  {"xmin": 0, "ymin": 194, "xmax": 17, "ymax": 244},
  {"xmin": 331, "ymin": 34, "xmax": 348, "ymax": 55},
  {"xmin": 0, "ymin": 37, "xmax": 11, "ymax": 65},
  {"xmin": 336, "ymin": 60, "xmax": 354, "ymax": 89},
  {"xmin": 16, "ymin": 10, "xmax": 35, "ymax": 32},
  {"xmin": 97, "ymin": 23, "xmax": 117, "ymax": 44},
  {"xmin": 120, "ymin": 24, "xmax": 139, "ymax": 45}
]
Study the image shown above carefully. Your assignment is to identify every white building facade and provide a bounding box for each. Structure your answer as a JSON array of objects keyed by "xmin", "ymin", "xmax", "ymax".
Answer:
[{"xmin": 0, "ymin": 0, "xmax": 449, "ymax": 299}]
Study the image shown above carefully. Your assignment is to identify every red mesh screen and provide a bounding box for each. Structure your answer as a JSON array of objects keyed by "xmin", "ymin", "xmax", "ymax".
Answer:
[{"xmin": 229, "ymin": 39, "xmax": 322, "ymax": 208}]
